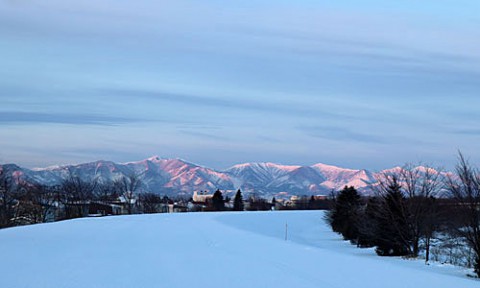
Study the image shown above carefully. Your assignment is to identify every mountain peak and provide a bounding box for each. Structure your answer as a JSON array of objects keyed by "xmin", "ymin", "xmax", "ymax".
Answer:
[
  {"xmin": 311, "ymin": 163, "xmax": 358, "ymax": 172},
  {"xmin": 147, "ymin": 155, "xmax": 161, "ymax": 162}
]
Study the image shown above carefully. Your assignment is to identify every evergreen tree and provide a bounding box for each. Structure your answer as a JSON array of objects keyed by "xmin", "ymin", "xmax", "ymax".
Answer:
[
  {"xmin": 308, "ymin": 195, "xmax": 316, "ymax": 210},
  {"xmin": 374, "ymin": 178, "xmax": 412, "ymax": 256},
  {"xmin": 327, "ymin": 186, "xmax": 362, "ymax": 242},
  {"xmin": 356, "ymin": 197, "xmax": 380, "ymax": 248},
  {"xmin": 233, "ymin": 189, "xmax": 244, "ymax": 211},
  {"xmin": 212, "ymin": 189, "xmax": 225, "ymax": 211}
]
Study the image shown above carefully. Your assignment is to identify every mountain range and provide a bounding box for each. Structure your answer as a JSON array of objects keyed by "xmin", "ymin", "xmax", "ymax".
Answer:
[{"xmin": 0, "ymin": 156, "xmax": 404, "ymax": 198}]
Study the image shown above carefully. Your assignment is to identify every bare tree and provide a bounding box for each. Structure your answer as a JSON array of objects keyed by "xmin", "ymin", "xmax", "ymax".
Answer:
[
  {"xmin": 445, "ymin": 153, "xmax": 480, "ymax": 276},
  {"xmin": 94, "ymin": 181, "xmax": 119, "ymax": 202},
  {"xmin": 61, "ymin": 170, "xmax": 97, "ymax": 218},
  {"xmin": 113, "ymin": 174, "xmax": 142, "ymax": 214},
  {"xmin": 61, "ymin": 171, "xmax": 97, "ymax": 202},
  {"xmin": 371, "ymin": 163, "xmax": 443, "ymax": 257},
  {"xmin": 11, "ymin": 184, "xmax": 42, "ymax": 225},
  {"xmin": 33, "ymin": 184, "xmax": 65, "ymax": 223},
  {"xmin": 422, "ymin": 196, "xmax": 439, "ymax": 263},
  {"xmin": 400, "ymin": 163, "xmax": 443, "ymax": 257},
  {"xmin": 139, "ymin": 192, "xmax": 162, "ymax": 213}
]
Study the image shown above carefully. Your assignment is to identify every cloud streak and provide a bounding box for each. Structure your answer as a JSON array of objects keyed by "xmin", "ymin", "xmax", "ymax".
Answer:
[
  {"xmin": 299, "ymin": 125, "xmax": 386, "ymax": 144},
  {"xmin": 101, "ymin": 88, "xmax": 359, "ymax": 121},
  {"xmin": 450, "ymin": 128, "xmax": 480, "ymax": 136},
  {"xmin": 0, "ymin": 111, "xmax": 144, "ymax": 126}
]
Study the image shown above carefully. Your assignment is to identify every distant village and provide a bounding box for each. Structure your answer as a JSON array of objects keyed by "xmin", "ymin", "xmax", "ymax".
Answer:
[
  {"xmin": 0, "ymin": 170, "xmax": 332, "ymax": 228},
  {"xmin": 41, "ymin": 190, "xmax": 330, "ymax": 223},
  {"xmin": 0, "ymin": 167, "xmax": 332, "ymax": 229}
]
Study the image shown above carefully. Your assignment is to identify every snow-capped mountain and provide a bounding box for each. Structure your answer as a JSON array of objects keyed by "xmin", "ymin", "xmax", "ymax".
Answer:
[
  {"xmin": 311, "ymin": 163, "xmax": 376, "ymax": 191},
  {"xmin": 125, "ymin": 157, "xmax": 234, "ymax": 194},
  {"xmin": 0, "ymin": 157, "xmax": 430, "ymax": 198}
]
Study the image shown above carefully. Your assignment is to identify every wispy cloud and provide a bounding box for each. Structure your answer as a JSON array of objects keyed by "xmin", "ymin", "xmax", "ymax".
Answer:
[
  {"xmin": 179, "ymin": 129, "xmax": 230, "ymax": 141},
  {"xmin": 100, "ymin": 88, "xmax": 358, "ymax": 121},
  {"xmin": 449, "ymin": 128, "xmax": 480, "ymax": 136},
  {"xmin": 231, "ymin": 24, "xmax": 480, "ymax": 68},
  {"xmin": 299, "ymin": 125, "xmax": 431, "ymax": 146},
  {"xmin": 300, "ymin": 125, "xmax": 386, "ymax": 144},
  {"xmin": 0, "ymin": 111, "xmax": 144, "ymax": 126}
]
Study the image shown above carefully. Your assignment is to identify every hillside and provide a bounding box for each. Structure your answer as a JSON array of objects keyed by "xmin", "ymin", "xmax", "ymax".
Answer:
[{"xmin": 0, "ymin": 211, "xmax": 476, "ymax": 288}]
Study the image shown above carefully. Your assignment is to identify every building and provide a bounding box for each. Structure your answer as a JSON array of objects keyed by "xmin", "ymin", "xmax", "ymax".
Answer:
[{"xmin": 192, "ymin": 191, "xmax": 213, "ymax": 204}]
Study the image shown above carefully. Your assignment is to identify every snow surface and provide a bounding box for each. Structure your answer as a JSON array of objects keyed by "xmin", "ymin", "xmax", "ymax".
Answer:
[{"xmin": 0, "ymin": 211, "xmax": 477, "ymax": 288}]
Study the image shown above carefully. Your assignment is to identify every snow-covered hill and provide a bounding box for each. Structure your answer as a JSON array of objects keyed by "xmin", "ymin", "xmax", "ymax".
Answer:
[
  {"xmin": 0, "ymin": 157, "xmax": 436, "ymax": 197},
  {"xmin": 0, "ymin": 211, "xmax": 476, "ymax": 288}
]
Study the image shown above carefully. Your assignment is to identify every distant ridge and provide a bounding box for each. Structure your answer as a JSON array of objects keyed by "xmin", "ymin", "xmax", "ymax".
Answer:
[{"xmin": 0, "ymin": 157, "xmax": 433, "ymax": 198}]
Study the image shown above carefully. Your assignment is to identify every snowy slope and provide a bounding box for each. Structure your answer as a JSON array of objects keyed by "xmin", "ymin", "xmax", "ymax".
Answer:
[
  {"xmin": 225, "ymin": 162, "xmax": 326, "ymax": 194},
  {"xmin": 125, "ymin": 157, "xmax": 234, "ymax": 194},
  {"xmin": 311, "ymin": 163, "xmax": 376, "ymax": 191},
  {"xmin": 0, "ymin": 211, "xmax": 476, "ymax": 288},
  {"xmin": 226, "ymin": 162, "xmax": 301, "ymax": 183}
]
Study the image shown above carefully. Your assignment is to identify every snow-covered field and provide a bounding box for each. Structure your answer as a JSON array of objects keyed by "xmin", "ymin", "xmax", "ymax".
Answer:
[{"xmin": 0, "ymin": 211, "xmax": 477, "ymax": 288}]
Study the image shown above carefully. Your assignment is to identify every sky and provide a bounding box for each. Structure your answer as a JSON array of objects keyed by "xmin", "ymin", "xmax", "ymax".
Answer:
[{"xmin": 1, "ymin": 0, "xmax": 480, "ymax": 171}]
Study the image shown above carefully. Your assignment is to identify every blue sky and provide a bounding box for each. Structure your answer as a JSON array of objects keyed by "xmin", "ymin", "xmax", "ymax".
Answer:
[{"xmin": 1, "ymin": 0, "xmax": 480, "ymax": 170}]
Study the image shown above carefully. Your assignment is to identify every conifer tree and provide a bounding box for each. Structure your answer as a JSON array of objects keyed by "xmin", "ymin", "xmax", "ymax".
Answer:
[
  {"xmin": 233, "ymin": 189, "xmax": 244, "ymax": 211},
  {"xmin": 327, "ymin": 186, "xmax": 362, "ymax": 242},
  {"xmin": 356, "ymin": 197, "xmax": 380, "ymax": 248},
  {"xmin": 212, "ymin": 189, "xmax": 225, "ymax": 211},
  {"xmin": 374, "ymin": 177, "xmax": 412, "ymax": 256}
]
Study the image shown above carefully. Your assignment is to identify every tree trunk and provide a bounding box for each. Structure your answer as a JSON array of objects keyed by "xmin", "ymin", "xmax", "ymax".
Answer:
[
  {"xmin": 413, "ymin": 237, "xmax": 419, "ymax": 257},
  {"xmin": 425, "ymin": 236, "xmax": 430, "ymax": 264}
]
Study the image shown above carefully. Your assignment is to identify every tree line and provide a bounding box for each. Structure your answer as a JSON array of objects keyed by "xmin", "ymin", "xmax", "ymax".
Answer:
[
  {"xmin": 326, "ymin": 154, "xmax": 480, "ymax": 277},
  {"xmin": 0, "ymin": 170, "xmax": 183, "ymax": 227}
]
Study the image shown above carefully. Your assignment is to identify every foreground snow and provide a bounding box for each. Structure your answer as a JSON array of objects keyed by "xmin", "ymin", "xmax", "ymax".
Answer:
[{"xmin": 0, "ymin": 211, "xmax": 477, "ymax": 288}]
